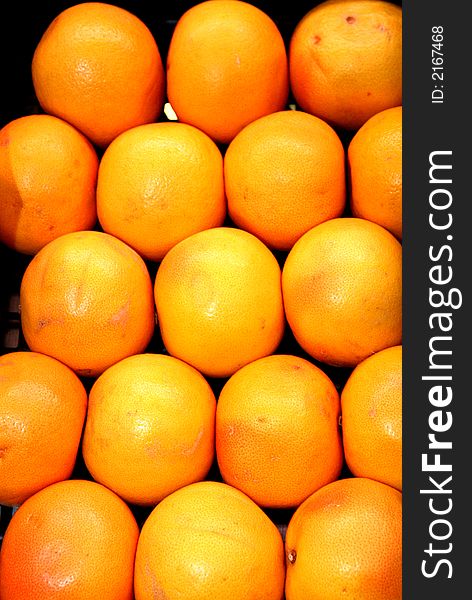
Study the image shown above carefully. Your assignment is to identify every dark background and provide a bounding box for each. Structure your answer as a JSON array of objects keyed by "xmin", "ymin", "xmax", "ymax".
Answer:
[{"xmin": 9, "ymin": 4, "xmax": 469, "ymax": 600}]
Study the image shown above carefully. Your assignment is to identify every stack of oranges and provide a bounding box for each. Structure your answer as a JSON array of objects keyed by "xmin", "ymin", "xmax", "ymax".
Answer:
[{"xmin": 0, "ymin": 1, "xmax": 403, "ymax": 599}]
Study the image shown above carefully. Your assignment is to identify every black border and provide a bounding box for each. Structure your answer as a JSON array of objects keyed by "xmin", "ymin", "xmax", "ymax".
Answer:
[{"xmin": 403, "ymin": 1, "xmax": 468, "ymax": 595}]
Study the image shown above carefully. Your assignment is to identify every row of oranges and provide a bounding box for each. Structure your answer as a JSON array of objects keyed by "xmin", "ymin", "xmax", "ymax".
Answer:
[
  {"xmin": 0, "ymin": 339, "xmax": 401, "ymax": 507},
  {"xmin": 1, "ymin": 476, "xmax": 402, "ymax": 600},
  {"xmin": 26, "ymin": 0, "xmax": 402, "ymax": 148}
]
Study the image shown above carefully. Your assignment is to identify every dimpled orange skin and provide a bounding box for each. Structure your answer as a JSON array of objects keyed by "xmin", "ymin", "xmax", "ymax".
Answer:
[
  {"xmin": 96, "ymin": 122, "xmax": 226, "ymax": 262},
  {"xmin": 348, "ymin": 106, "xmax": 402, "ymax": 238},
  {"xmin": 289, "ymin": 0, "xmax": 402, "ymax": 131},
  {"xmin": 341, "ymin": 345, "xmax": 402, "ymax": 490},
  {"xmin": 224, "ymin": 110, "xmax": 346, "ymax": 251},
  {"xmin": 32, "ymin": 2, "xmax": 165, "ymax": 148},
  {"xmin": 82, "ymin": 353, "xmax": 216, "ymax": 506},
  {"xmin": 216, "ymin": 354, "xmax": 343, "ymax": 508},
  {"xmin": 282, "ymin": 218, "xmax": 402, "ymax": 367},
  {"xmin": 20, "ymin": 230, "xmax": 155, "ymax": 378},
  {"xmin": 154, "ymin": 227, "xmax": 285, "ymax": 378},
  {"xmin": 0, "ymin": 479, "xmax": 139, "ymax": 600},
  {"xmin": 166, "ymin": 0, "xmax": 289, "ymax": 144},
  {"xmin": 134, "ymin": 481, "xmax": 285, "ymax": 600},
  {"xmin": 0, "ymin": 351, "xmax": 87, "ymax": 507},
  {"xmin": 0, "ymin": 114, "xmax": 98, "ymax": 255},
  {"xmin": 285, "ymin": 477, "xmax": 402, "ymax": 600}
]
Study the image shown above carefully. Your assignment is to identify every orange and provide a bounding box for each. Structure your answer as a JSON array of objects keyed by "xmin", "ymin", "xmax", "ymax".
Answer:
[
  {"xmin": 97, "ymin": 122, "xmax": 226, "ymax": 262},
  {"xmin": 134, "ymin": 480, "xmax": 285, "ymax": 600},
  {"xmin": 20, "ymin": 230, "xmax": 155, "ymax": 378},
  {"xmin": 0, "ymin": 479, "xmax": 138, "ymax": 600},
  {"xmin": 0, "ymin": 351, "xmax": 87, "ymax": 507},
  {"xmin": 289, "ymin": 0, "xmax": 402, "ymax": 130},
  {"xmin": 224, "ymin": 110, "xmax": 346, "ymax": 250},
  {"xmin": 341, "ymin": 345, "xmax": 402, "ymax": 490},
  {"xmin": 0, "ymin": 114, "xmax": 98, "ymax": 255},
  {"xmin": 282, "ymin": 218, "xmax": 402, "ymax": 367},
  {"xmin": 32, "ymin": 2, "xmax": 165, "ymax": 147},
  {"xmin": 166, "ymin": 0, "xmax": 289, "ymax": 144},
  {"xmin": 285, "ymin": 477, "xmax": 402, "ymax": 600},
  {"xmin": 216, "ymin": 354, "xmax": 343, "ymax": 508},
  {"xmin": 154, "ymin": 227, "xmax": 285, "ymax": 378},
  {"xmin": 82, "ymin": 353, "xmax": 216, "ymax": 506},
  {"xmin": 348, "ymin": 105, "xmax": 402, "ymax": 238}
]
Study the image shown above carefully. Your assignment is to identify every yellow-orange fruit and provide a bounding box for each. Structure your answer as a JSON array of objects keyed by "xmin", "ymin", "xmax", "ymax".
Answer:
[
  {"xmin": 0, "ymin": 351, "xmax": 87, "ymax": 506},
  {"xmin": 0, "ymin": 479, "xmax": 139, "ymax": 600},
  {"xmin": 20, "ymin": 230, "xmax": 155, "ymax": 377},
  {"xmin": 32, "ymin": 2, "xmax": 165, "ymax": 147},
  {"xmin": 341, "ymin": 345, "xmax": 402, "ymax": 490},
  {"xmin": 97, "ymin": 122, "xmax": 226, "ymax": 262},
  {"xmin": 289, "ymin": 0, "xmax": 402, "ymax": 130},
  {"xmin": 216, "ymin": 354, "xmax": 343, "ymax": 508},
  {"xmin": 282, "ymin": 218, "xmax": 402, "ymax": 367},
  {"xmin": 154, "ymin": 227, "xmax": 285, "ymax": 378},
  {"xmin": 285, "ymin": 477, "xmax": 402, "ymax": 600},
  {"xmin": 166, "ymin": 0, "xmax": 289, "ymax": 144},
  {"xmin": 348, "ymin": 105, "xmax": 402, "ymax": 238},
  {"xmin": 82, "ymin": 353, "xmax": 216, "ymax": 506},
  {"xmin": 134, "ymin": 481, "xmax": 285, "ymax": 600},
  {"xmin": 224, "ymin": 110, "xmax": 345, "ymax": 250},
  {"xmin": 0, "ymin": 114, "xmax": 98, "ymax": 255}
]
